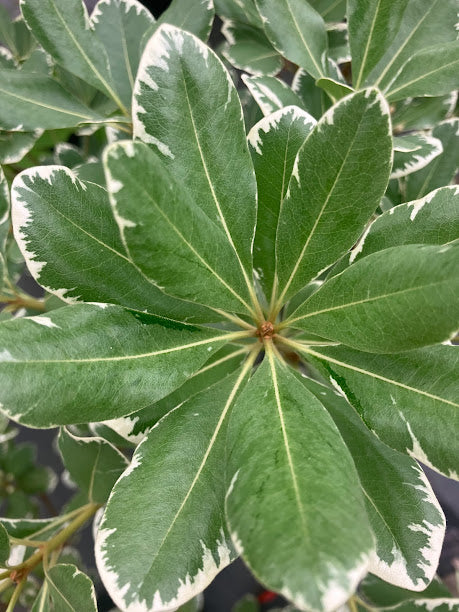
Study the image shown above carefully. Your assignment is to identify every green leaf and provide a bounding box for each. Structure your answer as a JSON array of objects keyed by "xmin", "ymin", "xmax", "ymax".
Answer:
[
  {"xmin": 392, "ymin": 94, "xmax": 457, "ymax": 133},
  {"xmin": 299, "ymin": 375, "xmax": 445, "ymax": 590},
  {"xmin": 221, "ymin": 19, "xmax": 282, "ymax": 76},
  {"xmin": 242, "ymin": 74, "xmax": 305, "ymax": 116},
  {"xmin": 302, "ymin": 344, "xmax": 459, "ymax": 480},
  {"xmin": 157, "ymin": 0, "xmax": 215, "ymax": 41},
  {"xmin": 232, "ymin": 595, "xmax": 260, "ymax": 612},
  {"xmin": 360, "ymin": 574, "xmax": 452, "ymax": 608},
  {"xmin": 0, "ymin": 303, "xmax": 233, "ymax": 427},
  {"xmin": 289, "ymin": 244, "xmax": 459, "ymax": 353},
  {"xmin": 391, "ymin": 133, "xmax": 443, "ymax": 179},
  {"xmin": 348, "ymin": 0, "xmax": 410, "ymax": 90},
  {"xmin": 11, "ymin": 165, "xmax": 215, "ymax": 323},
  {"xmin": 386, "ymin": 41, "xmax": 459, "ymax": 101},
  {"xmin": 214, "ymin": 0, "xmax": 263, "ymax": 28},
  {"xmin": 103, "ymin": 344, "xmax": 247, "ymax": 443},
  {"xmin": 248, "ymin": 106, "xmax": 316, "ymax": 297},
  {"xmin": 255, "ymin": 0, "xmax": 328, "ymax": 79},
  {"xmin": 404, "ymin": 119, "xmax": 459, "ymax": 201},
  {"xmin": 96, "ymin": 365, "xmax": 257, "ymax": 611},
  {"xmin": 316, "ymin": 77, "xmax": 353, "ymax": 102},
  {"xmin": 0, "ymin": 71, "xmax": 107, "ymax": 130},
  {"xmin": 309, "ymin": 0, "xmax": 346, "ymax": 22},
  {"xmin": 0, "ymin": 10, "xmax": 36, "ymax": 62},
  {"xmin": 45, "ymin": 564, "xmax": 97, "ymax": 612},
  {"xmin": 275, "ymin": 88, "xmax": 392, "ymax": 304},
  {"xmin": 31, "ymin": 583, "xmax": 51, "ymax": 612},
  {"xmin": 58, "ymin": 428, "xmax": 128, "ymax": 504},
  {"xmin": 91, "ymin": 0, "xmax": 155, "ymax": 112},
  {"xmin": 361, "ymin": 0, "xmax": 458, "ymax": 92},
  {"xmin": 292, "ymin": 68, "xmax": 332, "ymax": 119},
  {"xmin": 0, "ymin": 522, "xmax": 10, "ymax": 565},
  {"xmin": 104, "ymin": 141, "xmax": 254, "ymax": 315},
  {"xmin": 349, "ymin": 186, "xmax": 459, "ymax": 264},
  {"xmin": 20, "ymin": 0, "xmax": 129, "ymax": 115},
  {"xmin": 327, "ymin": 24, "xmax": 350, "ymax": 64},
  {"xmin": 0, "ymin": 129, "xmax": 43, "ymax": 165},
  {"xmin": 0, "ymin": 517, "xmax": 58, "ymax": 540},
  {"xmin": 133, "ymin": 25, "xmax": 257, "ymax": 286},
  {"xmin": 226, "ymin": 355, "xmax": 374, "ymax": 612}
]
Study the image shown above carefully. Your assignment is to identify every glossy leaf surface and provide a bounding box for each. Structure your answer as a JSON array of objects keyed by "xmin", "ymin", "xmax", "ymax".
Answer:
[
  {"xmin": 226, "ymin": 356, "xmax": 373, "ymax": 612},
  {"xmin": 289, "ymin": 244, "xmax": 459, "ymax": 353},
  {"xmin": 0, "ymin": 304, "xmax": 230, "ymax": 427}
]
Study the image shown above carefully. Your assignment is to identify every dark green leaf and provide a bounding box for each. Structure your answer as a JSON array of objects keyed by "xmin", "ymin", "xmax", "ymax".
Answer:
[
  {"xmin": 133, "ymin": 25, "xmax": 257, "ymax": 287},
  {"xmin": 221, "ymin": 19, "xmax": 282, "ymax": 76},
  {"xmin": 58, "ymin": 428, "xmax": 128, "ymax": 503},
  {"xmin": 391, "ymin": 133, "xmax": 443, "ymax": 179},
  {"xmin": 292, "ymin": 68, "xmax": 331, "ymax": 119},
  {"xmin": 289, "ymin": 244, "xmax": 459, "ymax": 353},
  {"xmin": 12, "ymin": 165, "xmax": 215, "ymax": 322},
  {"xmin": 255, "ymin": 0, "xmax": 328, "ymax": 79},
  {"xmin": 157, "ymin": 0, "xmax": 215, "ymax": 41},
  {"xmin": 302, "ymin": 344, "xmax": 459, "ymax": 480},
  {"xmin": 104, "ymin": 141, "xmax": 254, "ymax": 315},
  {"xmin": 103, "ymin": 344, "xmax": 247, "ymax": 443},
  {"xmin": 243, "ymin": 74, "xmax": 305, "ymax": 115},
  {"xmin": 248, "ymin": 105, "xmax": 316, "ymax": 297},
  {"xmin": 299, "ymin": 375, "xmax": 445, "ymax": 590},
  {"xmin": 96, "ymin": 367, "xmax": 258, "ymax": 610},
  {"xmin": 0, "ymin": 129, "xmax": 43, "ymax": 165},
  {"xmin": 316, "ymin": 77, "xmax": 353, "ymax": 102},
  {"xmin": 0, "ymin": 522, "xmax": 10, "ymax": 565},
  {"xmin": 91, "ymin": 0, "xmax": 155, "ymax": 111},
  {"xmin": 275, "ymin": 88, "xmax": 392, "ymax": 304},
  {"xmin": 0, "ymin": 71, "xmax": 107, "ymax": 130},
  {"xmin": 404, "ymin": 119, "xmax": 459, "ymax": 201},
  {"xmin": 386, "ymin": 42, "xmax": 459, "ymax": 102},
  {"xmin": 349, "ymin": 186, "xmax": 459, "ymax": 263},
  {"xmin": 226, "ymin": 355, "xmax": 374, "ymax": 612},
  {"xmin": 46, "ymin": 564, "xmax": 97, "ymax": 612},
  {"xmin": 21, "ymin": 0, "xmax": 129, "ymax": 114}
]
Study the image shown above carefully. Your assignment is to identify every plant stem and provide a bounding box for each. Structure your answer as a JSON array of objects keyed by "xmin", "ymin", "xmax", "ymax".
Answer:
[
  {"xmin": 5, "ymin": 577, "xmax": 26, "ymax": 612},
  {"xmin": 348, "ymin": 596, "xmax": 359, "ymax": 612},
  {"xmin": 5, "ymin": 503, "xmax": 100, "ymax": 578},
  {"xmin": 0, "ymin": 294, "xmax": 45, "ymax": 312}
]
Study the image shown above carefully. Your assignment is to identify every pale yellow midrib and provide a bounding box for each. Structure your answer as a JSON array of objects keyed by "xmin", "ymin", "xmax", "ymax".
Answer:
[
  {"xmin": 267, "ymin": 345, "xmax": 309, "ymax": 540},
  {"xmin": 288, "ymin": 277, "xmax": 453, "ymax": 326},
  {"xmin": 301, "ymin": 346, "xmax": 458, "ymax": 408},
  {"xmin": 181, "ymin": 67, "xmax": 257, "ymax": 311},
  {"xmin": 2, "ymin": 331, "xmax": 247, "ymax": 364},
  {"xmin": 143, "ymin": 346, "xmax": 259, "ymax": 579},
  {"xmin": 0, "ymin": 85, "xmax": 97, "ymax": 121},
  {"xmin": 354, "ymin": 0, "xmax": 382, "ymax": 89},
  {"xmin": 285, "ymin": 0, "xmax": 325, "ymax": 79},
  {"xmin": 387, "ymin": 58, "xmax": 459, "ymax": 98}
]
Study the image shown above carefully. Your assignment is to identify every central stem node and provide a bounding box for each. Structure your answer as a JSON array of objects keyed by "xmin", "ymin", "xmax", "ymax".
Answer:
[{"xmin": 257, "ymin": 321, "xmax": 275, "ymax": 341}]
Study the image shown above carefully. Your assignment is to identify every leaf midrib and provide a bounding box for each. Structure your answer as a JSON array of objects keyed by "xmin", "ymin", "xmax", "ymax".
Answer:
[
  {"xmin": 288, "ymin": 277, "xmax": 454, "ymax": 326},
  {"xmin": 142, "ymin": 350, "xmax": 257, "ymax": 584},
  {"xmin": 388, "ymin": 57, "xmax": 459, "ymax": 99},
  {"xmin": 301, "ymin": 347, "xmax": 458, "ymax": 408}
]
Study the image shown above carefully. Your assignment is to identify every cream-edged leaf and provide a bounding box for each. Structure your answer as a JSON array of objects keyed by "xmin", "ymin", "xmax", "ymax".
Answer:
[
  {"xmin": 11, "ymin": 165, "xmax": 216, "ymax": 322},
  {"xmin": 275, "ymin": 88, "xmax": 392, "ymax": 305},
  {"xmin": 0, "ymin": 303, "xmax": 234, "ymax": 427},
  {"xmin": 302, "ymin": 344, "xmax": 459, "ymax": 480},
  {"xmin": 96, "ymin": 364, "xmax": 257, "ymax": 612},
  {"xmin": 288, "ymin": 244, "xmax": 459, "ymax": 353},
  {"xmin": 133, "ymin": 24, "xmax": 257, "ymax": 285},
  {"xmin": 299, "ymin": 375, "xmax": 445, "ymax": 591},
  {"xmin": 248, "ymin": 106, "xmax": 316, "ymax": 297},
  {"xmin": 226, "ymin": 355, "xmax": 374, "ymax": 612},
  {"xmin": 104, "ymin": 141, "xmax": 254, "ymax": 315},
  {"xmin": 242, "ymin": 74, "xmax": 305, "ymax": 116}
]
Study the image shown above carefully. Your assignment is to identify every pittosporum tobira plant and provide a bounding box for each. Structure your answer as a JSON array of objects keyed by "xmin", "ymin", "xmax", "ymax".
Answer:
[{"xmin": 0, "ymin": 0, "xmax": 458, "ymax": 611}]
